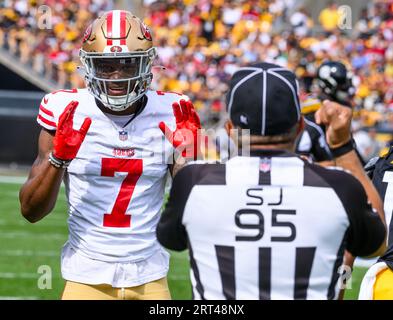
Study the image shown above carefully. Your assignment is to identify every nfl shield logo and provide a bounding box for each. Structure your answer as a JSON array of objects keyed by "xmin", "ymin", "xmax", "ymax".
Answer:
[
  {"xmin": 119, "ymin": 130, "xmax": 128, "ymax": 141},
  {"xmin": 259, "ymin": 158, "xmax": 271, "ymax": 173}
]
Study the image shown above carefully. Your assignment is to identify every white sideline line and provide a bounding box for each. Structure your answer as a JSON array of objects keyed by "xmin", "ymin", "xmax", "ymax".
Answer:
[
  {"xmin": 0, "ymin": 219, "xmax": 66, "ymax": 227},
  {"xmin": 0, "ymin": 296, "xmax": 39, "ymax": 300},
  {"xmin": 0, "ymin": 191, "xmax": 20, "ymax": 197},
  {"xmin": 0, "ymin": 232, "xmax": 66, "ymax": 240},
  {"xmin": 0, "ymin": 176, "xmax": 27, "ymax": 184},
  {"xmin": 2, "ymin": 250, "xmax": 58, "ymax": 257},
  {"xmin": 0, "ymin": 175, "xmax": 66, "ymax": 188},
  {"xmin": 0, "ymin": 272, "xmax": 61, "ymax": 279},
  {"xmin": 0, "ymin": 272, "xmax": 38, "ymax": 279}
]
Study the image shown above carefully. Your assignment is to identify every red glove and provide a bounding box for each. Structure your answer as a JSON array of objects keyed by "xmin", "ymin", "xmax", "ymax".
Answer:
[
  {"xmin": 159, "ymin": 99, "xmax": 201, "ymax": 160},
  {"xmin": 53, "ymin": 101, "xmax": 92, "ymax": 161}
]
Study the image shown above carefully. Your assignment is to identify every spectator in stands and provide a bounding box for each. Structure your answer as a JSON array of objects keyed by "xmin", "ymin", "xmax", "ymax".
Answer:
[{"xmin": 318, "ymin": 1, "xmax": 340, "ymax": 33}]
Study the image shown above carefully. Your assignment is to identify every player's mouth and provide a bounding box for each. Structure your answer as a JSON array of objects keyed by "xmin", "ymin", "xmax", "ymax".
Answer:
[{"xmin": 108, "ymin": 86, "xmax": 127, "ymax": 96}]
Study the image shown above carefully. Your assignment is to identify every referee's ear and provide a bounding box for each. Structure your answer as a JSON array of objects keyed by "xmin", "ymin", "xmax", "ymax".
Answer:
[
  {"xmin": 224, "ymin": 119, "xmax": 233, "ymax": 137},
  {"xmin": 296, "ymin": 116, "xmax": 305, "ymax": 137}
]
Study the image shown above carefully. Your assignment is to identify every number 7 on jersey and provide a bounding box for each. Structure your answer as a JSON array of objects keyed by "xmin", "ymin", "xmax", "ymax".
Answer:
[{"xmin": 101, "ymin": 158, "xmax": 143, "ymax": 228}]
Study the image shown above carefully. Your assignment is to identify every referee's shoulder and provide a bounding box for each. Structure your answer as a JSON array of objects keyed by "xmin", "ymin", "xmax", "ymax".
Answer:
[
  {"xmin": 174, "ymin": 160, "xmax": 225, "ymax": 186},
  {"xmin": 304, "ymin": 161, "xmax": 365, "ymax": 195}
]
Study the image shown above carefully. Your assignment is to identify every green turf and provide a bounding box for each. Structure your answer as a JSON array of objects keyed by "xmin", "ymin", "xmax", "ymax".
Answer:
[
  {"xmin": 0, "ymin": 182, "xmax": 365, "ymax": 300},
  {"xmin": 0, "ymin": 182, "xmax": 191, "ymax": 300},
  {"xmin": 0, "ymin": 183, "xmax": 68, "ymax": 299},
  {"xmin": 343, "ymin": 266, "xmax": 368, "ymax": 300}
]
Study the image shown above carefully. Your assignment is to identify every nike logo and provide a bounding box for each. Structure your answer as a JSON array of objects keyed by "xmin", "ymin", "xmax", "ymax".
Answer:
[
  {"xmin": 240, "ymin": 114, "xmax": 248, "ymax": 125},
  {"xmin": 43, "ymin": 97, "xmax": 48, "ymax": 104}
]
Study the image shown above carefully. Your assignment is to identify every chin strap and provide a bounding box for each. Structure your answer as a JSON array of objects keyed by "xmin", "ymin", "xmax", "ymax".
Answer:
[
  {"xmin": 99, "ymin": 79, "xmax": 143, "ymax": 111},
  {"xmin": 122, "ymin": 95, "xmax": 148, "ymax": 127}
]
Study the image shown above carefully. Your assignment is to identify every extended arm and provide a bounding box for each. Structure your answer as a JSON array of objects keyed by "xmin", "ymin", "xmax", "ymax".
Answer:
[
  {"xmin": 316, "ymin": 100, "xmax": 386, "ymax": 257},
  {"xmin": 19, "ymin": 101, "xmax": 91, "ymax": 223},
  {"xmin": 19, "ymin": 129, "xmax": 64, "ymax": 222}
]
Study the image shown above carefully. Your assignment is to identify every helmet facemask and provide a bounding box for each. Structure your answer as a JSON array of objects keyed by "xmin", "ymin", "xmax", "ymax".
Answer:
[{"xmin": 80, "ymin": 47, "xmax": 156, "ymax": 111}]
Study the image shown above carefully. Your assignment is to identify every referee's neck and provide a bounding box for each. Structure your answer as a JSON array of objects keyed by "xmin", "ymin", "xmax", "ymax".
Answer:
[
  {"xmin": 248, "ymin": 142, "xmax": 295, "ymax": 153},
  {"xmin": 239, "ymin": 143, "xmax": 296, "ymax": 158}
]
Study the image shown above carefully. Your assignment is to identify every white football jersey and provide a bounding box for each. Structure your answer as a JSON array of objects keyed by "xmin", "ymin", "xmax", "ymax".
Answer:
[{"xmin": 37, "ymin": 88, "xmax": 186, "ymax": 262}]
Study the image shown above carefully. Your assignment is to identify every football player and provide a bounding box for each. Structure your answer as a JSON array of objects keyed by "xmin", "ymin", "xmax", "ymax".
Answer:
[
  {"xmin": 19, "ymin": 10, "xmax": 201, "ymax": 300},
  {"xmin": 359, "ymin": 150, "xmax": 393, "ymax": 299},
  {"xmin": 295, "ymin": 61, "xmax": 362, "ymax": 299},
  {"xmin": 296, "ymin": 61, "xmax": 357, "ymax": 165}
]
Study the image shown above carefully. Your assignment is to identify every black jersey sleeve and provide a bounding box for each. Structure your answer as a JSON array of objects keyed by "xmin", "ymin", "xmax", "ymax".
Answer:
[
  {"xmin": 309, "ymin": 164, "xmax": 386, "ymax": 257},
  {"xmin": 156, "ymin": 165, "xmax": 197, "ymax": 251}
]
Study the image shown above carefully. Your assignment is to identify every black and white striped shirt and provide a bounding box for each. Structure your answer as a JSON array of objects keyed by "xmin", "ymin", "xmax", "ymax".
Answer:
[{"xmin": 157, "ymin": 150, "xmax": 385, "ymax": 300}]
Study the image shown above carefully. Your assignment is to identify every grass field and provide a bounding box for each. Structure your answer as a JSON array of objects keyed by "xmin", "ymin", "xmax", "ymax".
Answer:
[{"xmin": 0, "ymin": 181, "xmax": 366, "ymax": 300}]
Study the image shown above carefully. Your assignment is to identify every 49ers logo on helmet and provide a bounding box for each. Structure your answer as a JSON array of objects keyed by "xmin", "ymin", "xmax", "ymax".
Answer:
[
  {"xmin": 139, "ymin": 22, "xmax": 152, "ymax": 41},
  {"xmin": 82, "ymin": 24, "xmax": 93, "ymax": 43},
  {"xmin": 110, "ymin": 46, "xmax": 123, "ymax": 52}
]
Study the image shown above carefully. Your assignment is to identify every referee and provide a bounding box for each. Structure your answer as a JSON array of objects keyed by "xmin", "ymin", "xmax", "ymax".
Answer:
[{"xmin": 157, "ymin": 63, "xmax": 386, "ymax": 300}]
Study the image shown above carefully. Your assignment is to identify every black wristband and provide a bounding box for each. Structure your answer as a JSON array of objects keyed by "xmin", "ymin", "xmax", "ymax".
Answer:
[
  {"xmin": 48, "ymin": 152, "xmax": 72, "ymax": 169},
  {"xmin": 330, "ymin": 139, "xmax": 355, "ymax": 158}
]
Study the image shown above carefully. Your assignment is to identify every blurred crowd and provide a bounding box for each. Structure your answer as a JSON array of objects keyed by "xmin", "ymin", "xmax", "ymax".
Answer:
[
  {"xmin": 1, "ymin": 0, "xmax": 393, "ymax": 158},
  {"xmin": 144, "ymin": 0, "xmax": 393, "ymax": 160},
  {"xmin": 146, "ymin": 0, "xmax": 297, "ymax": 123},
  {"xmin": 146, "ymin": 0, "xmax": 393, "ymax": 127},
  {"xmin": 0, "ymin": 0, "xmax": 113, "ymax": 88}
]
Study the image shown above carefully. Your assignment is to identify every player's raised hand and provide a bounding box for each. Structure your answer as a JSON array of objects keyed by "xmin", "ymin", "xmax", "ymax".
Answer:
[
  {"xmin": 159, "ymin": 99, "xmax": 201, "ymax": 160},
  {"xmin": 53, "ymin": 101, "xmax": 92, "ymax": 161},
  {"xmin": 315, "ymin": 100, "xmax": 352, "ymax": 149}
]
